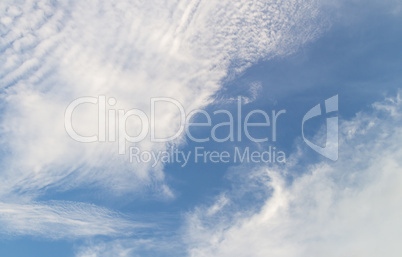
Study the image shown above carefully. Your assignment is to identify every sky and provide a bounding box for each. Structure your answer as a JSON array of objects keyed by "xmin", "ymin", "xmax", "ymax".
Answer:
[{"xmin": 0, "ymin": 0, "xmax": 402, "ymax": 256}]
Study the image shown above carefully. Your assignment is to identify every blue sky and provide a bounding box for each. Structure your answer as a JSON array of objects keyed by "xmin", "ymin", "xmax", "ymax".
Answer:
[{"xmin": 0, "ymin": 0, "xmax": 402, "ymax": 256}]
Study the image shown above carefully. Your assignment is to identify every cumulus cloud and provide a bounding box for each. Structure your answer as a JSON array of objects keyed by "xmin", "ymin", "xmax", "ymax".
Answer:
[{"xmin": 184, "ymin": 93, "xmax": 402, "ymax": 257}]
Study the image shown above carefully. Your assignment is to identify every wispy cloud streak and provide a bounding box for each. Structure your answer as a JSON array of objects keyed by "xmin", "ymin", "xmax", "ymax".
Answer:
[{"xmin": 0, "ymin": 200, "xmax": 147, "ymax": 239}]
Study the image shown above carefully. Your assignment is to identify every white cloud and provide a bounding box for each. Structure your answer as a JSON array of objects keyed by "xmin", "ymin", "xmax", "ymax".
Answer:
[
  {"xmin": 0, "ymin": 0, "xmax": 325, "ymax": 199},
  {"xmin": 184, "ymin": 93, "xmax": 402, "ymax": 257},
  {"xmin": 75, "ymin": 238, "xmax": 183, "ymax": 257},
  {"xmin": 0, "ymin": 200, "xmax": 147, "ymax": 239}
]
